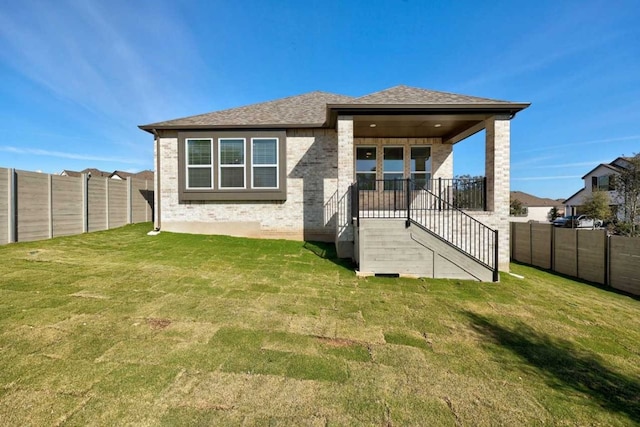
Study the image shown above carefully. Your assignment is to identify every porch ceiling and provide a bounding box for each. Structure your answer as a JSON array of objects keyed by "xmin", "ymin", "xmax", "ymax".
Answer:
[{"xmin": 353, "ymin": 114, "xmax": 491, "ymax": 140}]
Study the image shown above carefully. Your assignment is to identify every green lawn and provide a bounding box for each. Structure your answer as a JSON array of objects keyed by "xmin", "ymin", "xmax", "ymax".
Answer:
[{"xmin": 0, "ymin": 223, "xmax": 638, "ymax": 426}]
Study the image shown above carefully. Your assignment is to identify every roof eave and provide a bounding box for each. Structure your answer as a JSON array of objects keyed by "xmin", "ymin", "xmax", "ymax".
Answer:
[
  {"xmin": 139, "ymin": 123, "xmax": 327, "ymax": 133},
  {"xmin": 325, "ymin": 103, "xmax": 530, "ymax": 127}
]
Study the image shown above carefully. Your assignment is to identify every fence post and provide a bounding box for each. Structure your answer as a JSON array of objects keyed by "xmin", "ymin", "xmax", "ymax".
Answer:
[
  {"xmin": 493, "ymin": 229, "xmax": 499, "ymax": 282},
  {"xmin": 48, "ymin": 174, "xmax": 53, "ymax": 239},
  {"xmin": 438, "ymin": 177, "xmax": 442, "ymax": 211},
  {"xmin": 8, "ymin": 168, "xmax": 16, "ymax": 243},
  {"xmin": 405, "ymin": 178, "xmax": 411, "ymax": 227},
  {"xmin": 483, "ymin": 177, "xmax": 487, "ymax": 211},
  {"xmin": 127, "ymin": 177, "xmax": 132, "ymax": 224},
  {"xmin": 105, "ymin": 179, "xmax": 110, "ymax": 230},
  {"xmin": 82, "ymin": 173, "xmax": 89, "ymax": 233},
  {"xmin": 605, "ymin": 232, "xmax": 610, "ymax": 287}
]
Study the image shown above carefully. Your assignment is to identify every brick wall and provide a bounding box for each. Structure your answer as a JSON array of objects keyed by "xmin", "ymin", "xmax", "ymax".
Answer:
[{"xmin": 158, "ymin": 129, "xmax": 339, "ymax": 241}]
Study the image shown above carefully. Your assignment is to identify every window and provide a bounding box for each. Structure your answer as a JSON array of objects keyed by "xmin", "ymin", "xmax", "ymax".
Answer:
[
  {"xmin": 592, "ymin": 175, "xmax": 615, "ymax": 191},
  {"xmin": 186, "ymin": 139, "xmax": 213, "ymax": 189},
  {"xmin": 219, "ymin": 138, "xmax": 245, "ymax": 188},
  {"xmin": 411, "ymin": 146, "xmax": 432, "ymax": 189},
  {"xmin": 383, "ymin": 146, "xmax": 404, "ymax": 190},
  {"xmin": 252, "ymin": 138, "xmax": 278, "ymax": 188},
  {"xmin": 356, "ymin": 147, "xmax": 376, "ymax": 190},
  {"xmin": 179, "ymin": 131, "xmax": 286, "ymax": 201}
]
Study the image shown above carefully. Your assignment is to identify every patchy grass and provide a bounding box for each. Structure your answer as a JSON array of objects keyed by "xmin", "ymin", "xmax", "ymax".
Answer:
[{"xmin": 0, "ymin": 223, "xmax": 639, "ymax": 426}]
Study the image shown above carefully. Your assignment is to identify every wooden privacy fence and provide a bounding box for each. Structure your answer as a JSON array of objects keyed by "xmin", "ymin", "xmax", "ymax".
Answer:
[
  {"xmin": 0, "ymin": 167, "xmax": 153, "ymax": 245},
  {"xmin": 511, "ymin": 222, "xmax": 640, "ymax": 296}
]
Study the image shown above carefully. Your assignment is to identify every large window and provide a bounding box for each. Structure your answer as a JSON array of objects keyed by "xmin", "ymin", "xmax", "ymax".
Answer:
[
  {"xmin": 411, "ymin": 146, "xmax": 432, "ymax": 189},
  {"xmin": 592, "ymin": 175, "xmax": 615, "ymax": 191},
  {"xmin": 219, "ymin": 138, "xmax": 245, "ymax": 188},
  {"xmin": 383, "ymin": 146, "xmax": 404, "ymax": 190},
  {"xmin": 186, "ymin": 139, "xmax": 213, "ymax": 189},
  {"xmin": 179, "ymin": 131, "xmax": 286, "ymax": 201},
  {"xmin": 356, "ymin": 147, "xmax": 376, "ymax": 190},
  {"xmin": 252, "ymin": 138, "xmax": 278, "ymax": 188}
]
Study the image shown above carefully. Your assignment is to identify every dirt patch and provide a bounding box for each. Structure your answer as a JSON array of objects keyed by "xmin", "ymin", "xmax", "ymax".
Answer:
[
  {"xmin": 315, "ymin": 336, "xmax": 356, "ymax": 347},
  {"xmin": 147, "ymin": 318, "xmax": 172, "ymax": 330}
]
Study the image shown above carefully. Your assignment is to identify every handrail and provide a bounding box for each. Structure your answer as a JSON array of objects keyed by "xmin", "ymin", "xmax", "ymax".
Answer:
[{"xmin": 352, "ymin": 178, "xmax": 498, "ymax": 279}]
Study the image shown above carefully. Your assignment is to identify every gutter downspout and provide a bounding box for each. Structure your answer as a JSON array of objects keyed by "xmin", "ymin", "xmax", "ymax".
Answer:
[{"xmin": 151, "ymin": 128, "xmax": 161, "ymax": 231}]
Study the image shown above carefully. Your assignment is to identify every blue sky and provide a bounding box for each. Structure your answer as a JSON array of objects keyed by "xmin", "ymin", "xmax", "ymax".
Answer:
[{"xmin": 0, "ymin": 0, "xmax": 638, "ymax": 199}]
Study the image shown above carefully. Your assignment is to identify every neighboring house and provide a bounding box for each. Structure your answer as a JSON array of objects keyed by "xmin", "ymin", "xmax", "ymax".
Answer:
[
  {"xmin": 109, "ymin": 170, "xmax": 133, "ymax": 180},
  {"xmin": 140, "ymin": 85, "xmax": 529, "ymax": 281},
  {"xmin": 133, "ymin": 170, "xmax": 155, "ymax": 181},
  {"xmin": 564, "ymin": 157, "xmax": 630, "ymax": 220},
  {"xmin": 60, "ymin": 168, "xmax": 154, "ymax": 181},
  {"xmin": 60, "ymin": 168, "xmax": 111, "ymax": 178},
  {"xmin": 510, "ymin": 191, "xmax": 564, "ymax": 223}
]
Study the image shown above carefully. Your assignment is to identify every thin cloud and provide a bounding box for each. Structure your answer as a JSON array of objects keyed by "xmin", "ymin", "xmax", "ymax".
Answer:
[
  {"xmin": 0, "ymin": 1, "xmax": 207, "ymax": 123},
  {"xmin": 0, "ymin": 146, "xmax": 144, "ymax": 165},
  {"xmin": 519, "ymin": 135, "xmax": 640, "ymax": 154},
  {"xmin": 526, "ymin": 160, "xmax": 609, "ymax": 169},
  {"xmin": 513, "ymin": 175, "xmax": 582, "ymax": 181},
  {"xmin": 511, "ymin": 155, "xmax": 556, "ymax": 167}
]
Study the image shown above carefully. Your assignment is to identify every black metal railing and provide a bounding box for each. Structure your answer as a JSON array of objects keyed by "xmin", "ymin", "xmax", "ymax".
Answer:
[
  {"xmin": 435, "ymin": 177, "xmax": 486, "ymax": 211},
  {"xmin": 351, "ymin": 178, "xmax": 497, "ymax": 279}
]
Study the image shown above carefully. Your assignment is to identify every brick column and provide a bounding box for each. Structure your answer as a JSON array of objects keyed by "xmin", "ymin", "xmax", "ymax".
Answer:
[
  {"xmin": 485, "ymin": 116, "xmax": 511, "ymax": 271},
  {"xmin": 336, "ymin": 116, "xmax": 354, "ymax": 258}
]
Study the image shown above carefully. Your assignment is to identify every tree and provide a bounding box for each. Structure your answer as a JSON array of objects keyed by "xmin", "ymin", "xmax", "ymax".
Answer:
[
  {"xmin": 613, "ymin": 153, "xmax": 640, "ymax": 236},
  {"xmin": 452, "ymin": 175, "xmax": 484, "ymax": 209},
  {"xmin": 510, "ymin": 198, "xmax": 527, "ymax": 216},
  {"xmin": 548, "ymin": 206, "xmax": 561, "ymax": 221},
  {"xmin": 581, "ymin": 190, "xmax": 611, "ymax": 227}
]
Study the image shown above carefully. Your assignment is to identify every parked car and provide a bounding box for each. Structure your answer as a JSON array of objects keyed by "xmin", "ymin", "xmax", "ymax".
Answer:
[{"xmin": 552, "ymin": 215, "xmax": 601, "ymax": 228}]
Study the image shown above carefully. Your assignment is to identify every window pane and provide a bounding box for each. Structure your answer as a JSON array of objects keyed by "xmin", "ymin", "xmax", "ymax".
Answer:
[
  {"xmin": 411, "ymin": 173, "xmax": 431, "ymax": 190},
  {"xmin": 254, "ymin": 167, "xmax": 277, "ymax": 188},
  {"xmin": 383, "ymin": 174, "xmax": 404, "ymax": 191},
  {"xmin": 220, "ymin": 167, "xmax": 244, "ymax": 188},
  {"xmin": 188, "ymin": 167, "xmax": 212, "ymax": 188},
  {"xmin": 220, "ymin": 139, "xmax": 244, "ymax": 165},
  {"xmin": 383, "ymin": 147, "xmax": 403, "ymax": 172},
  {"xmin": 356, "ymin": 173, "xmax": 376, "ymax": 190},
  {"xmin": 356, "ymin": 147, "xmax": 376, "ymax": 173},
  {"xmin": 253, "ymin": 139, "xmax": 277, "ymax": 165},
  {"xmin": 187, "ymin": 140, "xmax": 211, "ymax": 165},
  {"xmin": 411, "ymin": 146, "xmax": 431, "ymax": 172}
]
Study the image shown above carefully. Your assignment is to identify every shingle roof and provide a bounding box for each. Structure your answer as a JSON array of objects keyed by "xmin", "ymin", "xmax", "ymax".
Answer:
[
  {"xmin": 510, "ymin": 191, "xmax": 563, "ymax": 207},
  {"xmin": 144, "ymin": 91, "xmax": 354, "ymax": 128},
  {"xmin": 110, "ymin": 170, "xmax": 133, "ymax": 179},
  {"xmin": 134, "ymin": 170, "xmax": 154, "ymax": 181},
  {"xmin": 140, "ymin": 85, "xmax": 528, "ymax": 131},
  {"xmin": 350, "ymin": 85, "xmax": 511, "ymax": 105}
]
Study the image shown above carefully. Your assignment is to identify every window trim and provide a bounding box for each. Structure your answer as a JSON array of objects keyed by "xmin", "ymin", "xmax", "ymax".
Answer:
[
  {"xmin": 218, "ymin": 138, "xmax": 246, "ymax": 189},
  {"xmin": 251, "ymin": 137, "xmax": 279, "ymax": 189},
  {"xmin": 185, "ymin": 138, "xmax": 214, "ymax": 190},
  {"xmin": 177, "ymin": 130, "xmax": 287, "ymax": 202}
]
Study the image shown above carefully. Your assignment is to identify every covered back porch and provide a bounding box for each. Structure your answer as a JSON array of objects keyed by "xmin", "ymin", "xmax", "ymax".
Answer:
[{"xmin": 332, "ymin": 108, "xmax": 520, "ymax": 273}]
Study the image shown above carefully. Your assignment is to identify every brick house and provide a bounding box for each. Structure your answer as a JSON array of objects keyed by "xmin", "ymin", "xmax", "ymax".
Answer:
[{"xmin": 140, "ymin": 86, "xmax": 529, "ymax": 281}]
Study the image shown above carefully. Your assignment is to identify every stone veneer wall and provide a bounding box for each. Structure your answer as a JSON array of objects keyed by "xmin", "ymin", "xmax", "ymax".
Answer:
[{"xmin": 157, "ymin": 129, "xmax": 338, "ymax": 241}]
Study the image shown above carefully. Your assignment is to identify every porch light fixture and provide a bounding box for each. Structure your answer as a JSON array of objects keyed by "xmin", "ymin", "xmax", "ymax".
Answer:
[
  {"xmin": 369, "ymin": 123, "xmax": 376, "ymax": 127},
  {"xmin": 434, "ymin": 123, "xmax": 442, "ymax": 128}
]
